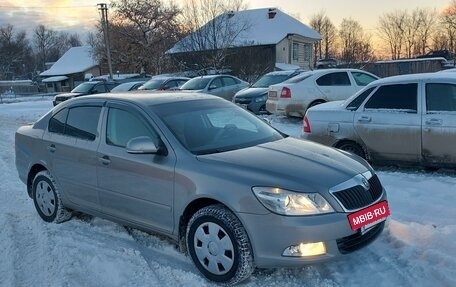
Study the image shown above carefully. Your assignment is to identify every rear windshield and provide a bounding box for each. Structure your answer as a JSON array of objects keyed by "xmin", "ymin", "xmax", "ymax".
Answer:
[
  {"xmin": 252, "ymin": 74, "xmax": 292, "ymax": 88},
  {"xmin": 284, "ymin": 73, "xmax": 312, "ymax": 84}
]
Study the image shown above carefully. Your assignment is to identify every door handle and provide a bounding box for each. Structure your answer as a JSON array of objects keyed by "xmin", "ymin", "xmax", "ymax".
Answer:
[
  {"xmin": 47, "ymin": 144, "xmax": 56, "ymax": 153},
  {"xmin": 425, "ymin": 118, "xmax": 442, "ymax": 126},
  {"xmin": 98, "ymin": 155, "xmax": 111, "ymax": 165},
  {"xmin": 358, "ymin": 115, "xmax": 371, "ymax": 123}
]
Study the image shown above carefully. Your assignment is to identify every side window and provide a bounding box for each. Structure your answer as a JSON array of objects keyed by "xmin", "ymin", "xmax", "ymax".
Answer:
[
  {"xmin": 351, "ymin": 72, "xmax": 378, "ymax": 86},
  {"xmin": 163, "ymin": 80, "xmax": 178, "ymax": 90},
  {"xmin": 210, "ymin": 78, "xmax": 223, "ymax": 89},
  {"xmin": 346, "ymin": 87, "xmax": 376, "ymax": 110},
  {"xmin": 364, "ymin": 83, "xmax": 417, "ymax": 112},
  {"xmin": 93, "ymin": 84, "xmax": 107, "ymax": 93},
  {"xmin": 106, "ymin": 108, "xmax": 158, "ymax": 148},
  {"xmin": 316, "ymin": 72, "xmax": 351, "ymax": 86},
  {"xmin": 426, "ymin": 83, "xmax": 456, "ymax": 112},
  {"xmin": 48, "ymin": 108, "xmax": 69, "ymax": 134},
  {"xmin": 222, "ymin": 77, "xmax": 236, "ymax": 87},
  {"xmin": 177, "ymin": 80, "xmax": 187, "ymax": 87},
  {"xmin": 65, "ymin": 106, "xmax": 101, "ymax": 140}
]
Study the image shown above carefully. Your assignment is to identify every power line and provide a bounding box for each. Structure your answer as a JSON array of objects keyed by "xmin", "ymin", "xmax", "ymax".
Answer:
[{"xmin": 0, "ymin": 5, "xmax": 96, "ymax": 9}]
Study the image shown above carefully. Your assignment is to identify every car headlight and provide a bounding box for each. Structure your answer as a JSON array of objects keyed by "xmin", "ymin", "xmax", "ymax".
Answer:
[
  {"xmin": 254, "ymin": 94, "xmax": 268, "ymax": 103},
  {"xmin": 252, "ymin": 187, "xmax": 334, "ymax": 215}
]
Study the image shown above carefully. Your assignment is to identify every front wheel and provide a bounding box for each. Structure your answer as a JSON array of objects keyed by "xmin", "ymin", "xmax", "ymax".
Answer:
[
  {"xmin": 186, "ymin": 204, "xmax": 254, "ymax": 285},
  {"xmin": 32, "ymin": 170, "xmax": 72, "ymax": 223}
]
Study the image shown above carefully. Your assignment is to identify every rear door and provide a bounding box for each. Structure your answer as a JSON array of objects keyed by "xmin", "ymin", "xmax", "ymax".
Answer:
[
  {"xmin": 96, "ymin": 102, "xmax": 176, "ymax": 233},
  {"xmin": 422, "ymin": 82, "xmax": 456, "ymax": 165},
  {"xmin": 315, "ymin": 71, "xmax": 356, "ymax": 101},
  {"xmin": 43, "ymin": 104, "xmax": 103, "ymax": 210},
  {"xmin": 353, "ymin": 83, "xmax": 422, "ymax": 163}
]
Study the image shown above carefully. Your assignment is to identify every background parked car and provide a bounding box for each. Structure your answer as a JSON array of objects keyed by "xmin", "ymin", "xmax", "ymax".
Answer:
[
  {"xmin": 266, "ymin": 68, "xmax": 379, "ymax": 117},
  {"xmin": 233, "ymin": 69, "xmax": 305, "ymax": 114},
  {"xmin": 179, "ymin": 74, "xmax": 249, "ymax": 100},
  {"xmin": 137, "ymin": 76, "xmax": 189, "ymax": 91},
  {"xmin": 302, "ymin": 72, "xmax": 456, "ymax": 168},
  {"xmin": 53, "ymin": 81, "xmax": 117, "ymax": 106},
  {"xmin": 110, "ymin": 81, "xmax": 146, "ymax": 93}
]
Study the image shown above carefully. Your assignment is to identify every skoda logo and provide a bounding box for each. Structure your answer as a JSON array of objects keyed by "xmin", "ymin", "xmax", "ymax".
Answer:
[{"xmin": 361, "ymin": 177, "xmax": 370, "ymax": 190}]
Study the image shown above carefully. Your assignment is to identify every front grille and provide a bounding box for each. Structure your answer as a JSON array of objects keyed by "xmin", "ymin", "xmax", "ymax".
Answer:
[
  {"xmin": 337, "ymin": 221, "xmax": 385, "ymax": 254},
  {"xmin": 235, "ymin": 98, "xmax": 252, "ymax": 104},
  {"xmin": 333, "ymin": 174, "xmax": 383, "ymax": 210}
]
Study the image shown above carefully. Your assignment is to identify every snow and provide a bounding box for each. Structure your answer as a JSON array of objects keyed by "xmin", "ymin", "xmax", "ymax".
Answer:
[
  {"xmin": 40, "ymin": 46, "xmax": 97, "ymax": 77},
  {"xmin": 1, "ymin": 99, "xmax": 455, "ymax": 286}
]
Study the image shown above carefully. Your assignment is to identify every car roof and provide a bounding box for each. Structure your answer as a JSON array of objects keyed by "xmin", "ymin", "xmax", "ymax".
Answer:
[
  {"xmin": 265, "ymin": 70, "xmax": 302, "ymax": 76},
  {"xmin": 73, "ymin": 92, "xmax": 220, "ymax": 107},
  {"xmin": 368, "ymin": 72, "xmax": 456, "ymax": 85},
  {"xmin": 191, "ymin": 74, "xmax": 235, "ymax": 79}
]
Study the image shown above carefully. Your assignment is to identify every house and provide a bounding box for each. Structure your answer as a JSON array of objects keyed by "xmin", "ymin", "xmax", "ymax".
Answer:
[
  {"xmin": 40, "ymin": 46, "xmax": 100, "ymax": 93},
  {"xmin": 167, "ymin": 8, "xmax": 321, "ymax": 78}
]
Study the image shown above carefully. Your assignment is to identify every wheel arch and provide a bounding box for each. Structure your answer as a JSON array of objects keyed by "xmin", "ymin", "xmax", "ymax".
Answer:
[
  {"xmin": 334, "ymin": 139, "xmax": 370, "ymax": 161},
  {"xmin": 27, "ymin": 164, "xmax": 47, "ymax": 198},
  {"xmin": 308, "ymin": 99, "xmax": 326, "ymax": 108}
]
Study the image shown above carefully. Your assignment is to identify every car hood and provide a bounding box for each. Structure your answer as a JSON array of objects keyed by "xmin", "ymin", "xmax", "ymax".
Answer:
[
  {"xmin": 197, "ymin": 137, "xmax": 370, "ymax": 193},
  {"xmin": 234, "ymin": 87, "xmax": 268, "ymax": 98},
  {"xmin": 55, "ymin": 92, "xmax": 84, "ymax": 98}
]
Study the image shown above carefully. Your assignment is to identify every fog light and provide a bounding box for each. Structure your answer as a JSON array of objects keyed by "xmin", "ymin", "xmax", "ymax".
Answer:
[{"xmin": 282, "ymin": 242, "xmax": 326, "ymax": 257}]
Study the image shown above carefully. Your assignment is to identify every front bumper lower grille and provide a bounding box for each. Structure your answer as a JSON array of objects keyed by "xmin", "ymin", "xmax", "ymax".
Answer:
[{"xmin": 336, "ymin": 221, "xmax": 385, "ymax": 254}]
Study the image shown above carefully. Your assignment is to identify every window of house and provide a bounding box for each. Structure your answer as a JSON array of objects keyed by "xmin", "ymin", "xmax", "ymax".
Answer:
[
  {"xmin": 316, "ymin": 72, "xmax": 351, "ymax": 86},
  {"xmin": 292, "ymin": 42, "xmax": 299, "ymax": 61},
  {"xmin": 303, "ymin": 43, "xmax": 312, "ymax": 62},
  {"xmin": 426, "ymin": 83, "xmax": 456, "ymax": 112},
  {"xmin": 106, "ymin": 108, "xmax": 158, "ymax": 148},
  {"xmin": 364, "ymin": 83, "xmax": 417, "ymax": 112}
]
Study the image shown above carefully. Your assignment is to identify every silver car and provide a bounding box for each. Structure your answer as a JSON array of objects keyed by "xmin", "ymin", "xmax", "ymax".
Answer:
[
  {"xmin": 15, "ymin": 93, "xmax": 389, "ymax": 285},
  {"xmin": 302, "ymin": 72, "xmax": 456, "ymax": 168},
  {"xmin": 179, "ymin": 75, "xmax": 249, "ymax": 101}
]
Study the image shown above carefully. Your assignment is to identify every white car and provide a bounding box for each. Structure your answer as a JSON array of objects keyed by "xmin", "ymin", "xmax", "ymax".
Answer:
[
  {"xmin": 301, "ymin": 73, "xmax": 456, "ymax": 168},
  {"xmin": 266, "ymin": 69, "xmax": 379, "ymax": 117}
]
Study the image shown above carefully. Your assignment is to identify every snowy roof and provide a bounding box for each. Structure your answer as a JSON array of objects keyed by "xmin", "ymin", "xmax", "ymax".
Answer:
[
  {"xmin": 40, "ymin": 46, "xmax": 97, "ymax": 76},
  {"xmin": 168, "ymin": 8, "xmax": 321, "ymax": 54},
  {"xmin": 42, "ymin": 76, "xmax": 68, "ymax": 83}
]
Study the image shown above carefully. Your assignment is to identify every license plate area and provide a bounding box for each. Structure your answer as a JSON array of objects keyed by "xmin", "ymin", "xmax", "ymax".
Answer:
[{"xmin": 347, "ymin": 200, "xmax": 390, "ymax": 231}]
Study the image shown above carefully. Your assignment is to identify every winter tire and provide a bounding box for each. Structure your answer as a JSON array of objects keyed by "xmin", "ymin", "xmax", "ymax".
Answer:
[
  {"xmin": 186, "ymin": 204, "xmax": 254, "ymax": 285},
  {"xmin": 32, "ymin": 170, "xmax": 72, "ymax": 223}
]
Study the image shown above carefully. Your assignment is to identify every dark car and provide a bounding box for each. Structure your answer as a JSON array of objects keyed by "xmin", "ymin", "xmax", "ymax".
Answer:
[
  {"xmin": 53, "ymin": 81, "xmax": 117, "ymax": 106},
  {"xmin": 233, "ymin": 70, "xmax": 305, "ymax": 114},
  {"xmin": 138, "ymin": 76, "xmax": 190, "ymax": 91},
  {"xmin": 416, "ymin": 50, "xmax": 454, "ymax": 60}
]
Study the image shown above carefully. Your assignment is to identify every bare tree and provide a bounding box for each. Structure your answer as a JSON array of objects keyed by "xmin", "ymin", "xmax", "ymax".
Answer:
[
  {"xmin": 309, "ymin": 11, "xmax": 337, "ymax": 62},
  {"xmin": 403, "ymin": 10, "xmax": 421, "ymax": 58},
  {"xmin": 33, "ymin": 25, "xmax": 60, "ymax": 72},
  {"xmin": 0, "ymin": 24, "xmax": 33, "ymax": 80},
  {"xmin": 338, "ymin": 18, "xmax": 374, "ymax": 64},
  {"xmin": 107, "ymin": 0, "xmax": 182, "ymax": 74},
  {"xmin": 440, "ymin": 0, "xmax": 456, "ymax": 54},
  {"xmin": 378, "ymin": 10, "xmax": 407, "ymax": 59},
  {"xmin": 177, "ymin": 0, "xmax": 250, "ymax": 69},
  {"xmin": 415, "ymin": 8, "xmax": 437, "ymax": 55}
]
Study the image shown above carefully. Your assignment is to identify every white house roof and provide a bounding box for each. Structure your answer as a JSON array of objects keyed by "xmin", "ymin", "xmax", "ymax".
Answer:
[
  {"xmin": 40, "ymin": 46, "xmax": 97, "ymax": 76},
  {"xmin": 168, "ymin": 8, "xmax": 321, "ymax": 54},
  {"xmin": 41, "ymin": 76, "xmax": 69, "ymax": 83}
]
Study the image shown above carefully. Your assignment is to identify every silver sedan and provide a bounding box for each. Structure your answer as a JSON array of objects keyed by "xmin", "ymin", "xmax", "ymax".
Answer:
[{"xmin": 15, "ymin": 93, "xmax": 389, "ymax": 285}]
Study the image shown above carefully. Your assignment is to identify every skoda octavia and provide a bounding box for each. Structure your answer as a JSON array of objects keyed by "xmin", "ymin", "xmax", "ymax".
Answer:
[{"xmin": 15, "ymin": 93, "xmax": 389, "ymax": 285}]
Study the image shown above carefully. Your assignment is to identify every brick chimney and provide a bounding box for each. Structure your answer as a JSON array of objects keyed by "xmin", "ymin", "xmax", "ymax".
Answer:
[{"xmin": 268, "ymin": 8, "xmax": 277, "ymax": 19}]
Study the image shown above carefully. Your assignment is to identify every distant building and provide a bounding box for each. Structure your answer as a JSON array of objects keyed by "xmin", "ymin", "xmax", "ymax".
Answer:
[
  {"xmin": 40, "ymin": 46, "xmax": 100, "ymax": 93},
  {"xmin": 167, "ymin": 8, "xmax": 321, "ymax": 78}
]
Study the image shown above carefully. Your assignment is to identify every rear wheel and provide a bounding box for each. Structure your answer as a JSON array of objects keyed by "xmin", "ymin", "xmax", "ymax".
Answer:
[
  {"xmin": 186, "ymin": 204, "xmax": 254, "ymax": 285},
  {"xmin": 32, "ymin": 170, "xmax": 72, "ymax": 223},
  {"xmin": 337, "ymin": 141, "xmax": 367, "ymax": 159}
]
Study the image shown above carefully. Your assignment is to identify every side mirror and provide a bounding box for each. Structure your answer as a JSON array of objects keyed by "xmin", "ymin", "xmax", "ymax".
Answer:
[
  {"xmin": 208, "ymin": 85, "xmax": 218, "ymax": 90},
  {"xmin": 126, "ymin": 136, "xmax": 160, "ymax": 154}
]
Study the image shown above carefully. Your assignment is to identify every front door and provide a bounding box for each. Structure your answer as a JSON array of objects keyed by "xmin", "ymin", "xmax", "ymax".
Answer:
[
  {"xmin": 422, "ymin": 82, "xmax": 456, "ymax": 165},
  {"xmin": 96, "ymin": 103, "xmax": 175, "ymax": 234},
  {"xmin": 354, "ymin": 83, "xmax": 422, "ymax": 163}
]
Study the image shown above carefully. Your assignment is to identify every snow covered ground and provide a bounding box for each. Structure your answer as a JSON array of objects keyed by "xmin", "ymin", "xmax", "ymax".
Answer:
[{"xmin": 0, "ymin": 99, "xmax": 455, "ymax": 287}]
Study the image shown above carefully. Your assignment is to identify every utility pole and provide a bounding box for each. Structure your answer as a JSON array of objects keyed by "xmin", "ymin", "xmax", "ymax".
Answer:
[{"xmin": 98, "ymin": 3, "xmax": 113, "ymax": 80}]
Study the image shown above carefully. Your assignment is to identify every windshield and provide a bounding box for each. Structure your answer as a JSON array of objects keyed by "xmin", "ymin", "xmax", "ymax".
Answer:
[
  {"xmin": 138, "ymin": 79, "xmax": 164, "ymax": 90},
  {"xmin": 150, "ymin": 99, "xmax": 283, "ymax": 155},
  {"xmin": 252, "ymin": 74, "xmax": 291, "ymax": 88},
  {"xmin": 71, "ymin": 82, "xmax": 97, "ymax": 93},
  {"xmin": 180, "ymin": 77, "xmax": 211, "ymax": 90}
]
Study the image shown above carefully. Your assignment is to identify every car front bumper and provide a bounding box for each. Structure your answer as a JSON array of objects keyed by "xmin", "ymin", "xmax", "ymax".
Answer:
[{"xmin": 236, "ymin": 192, "xmax": 387, "ymax": 268}]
